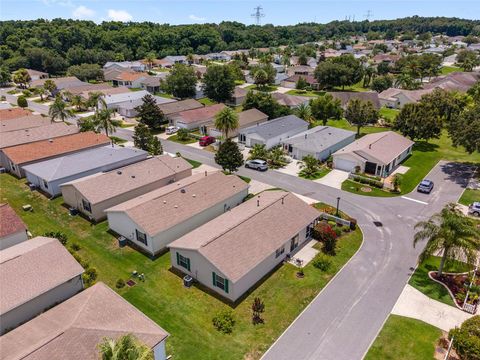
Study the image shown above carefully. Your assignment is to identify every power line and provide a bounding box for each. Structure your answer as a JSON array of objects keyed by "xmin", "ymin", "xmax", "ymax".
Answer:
[
  {"xmin": 251, "ymin": 6, "xmax": 265, "ymax": 26},
  {"xmin": 364, "ymin": 9, "xmax": 373, "ymax": 21}
]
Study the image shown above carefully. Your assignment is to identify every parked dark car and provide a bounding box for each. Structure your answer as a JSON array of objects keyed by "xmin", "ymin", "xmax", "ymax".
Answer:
[
  {"xmin": 417, "ymin": 179, "xmax": 434, "ymax": 194},
  {"xmin": 245, "ymin": 159, "xmax": 268, "ymax": 171},
  {"xmin": 199, "ymin": 136, "xmax": 216, "ymax": 147}
]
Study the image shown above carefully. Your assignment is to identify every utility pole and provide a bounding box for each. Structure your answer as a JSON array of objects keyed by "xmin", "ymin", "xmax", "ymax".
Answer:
[
  {"xmin": 251, "ymin": 6, "xmax": 265, "ymax": 26},
  {"xmin": 364, "ymin": 9, "xmax": 373, "ymax": 21}
]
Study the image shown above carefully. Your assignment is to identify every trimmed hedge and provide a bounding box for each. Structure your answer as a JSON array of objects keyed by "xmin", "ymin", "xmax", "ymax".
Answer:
[{"xmin": 350, "ymin": 174, "xmax": 384, "ymax": 188}]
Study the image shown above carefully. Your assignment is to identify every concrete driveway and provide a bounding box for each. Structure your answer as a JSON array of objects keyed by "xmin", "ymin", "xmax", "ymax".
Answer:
[{"xmin": 315, "ymin": 169, "xmax": 350, "ymax": 189}]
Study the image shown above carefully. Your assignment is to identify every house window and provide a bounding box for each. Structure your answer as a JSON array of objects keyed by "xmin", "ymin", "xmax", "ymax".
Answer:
[
  {"xmin": 176, "ymin": 253, "xmax": 190, "ymax": 271},
  {"xmin": 135, "ymin": 229, "xmax": 147, "ymax": 245},
  {"xmin": 212, "ymin": 272, "xmax": 229, "ymax": 293},
  {"xmin": 82, "ymin": 199, "xmax": 92, "ymax": 213},
  {"xmin": 275, "ymin": 246, "xmax": 285, "ymax": 258},
  {"xmin": 43, "ymin": 180, "xmax": 49, "ymax": 189},
  {"xmin": 10, "ymin": 162, "xmax": 16, "ymax": 171}
]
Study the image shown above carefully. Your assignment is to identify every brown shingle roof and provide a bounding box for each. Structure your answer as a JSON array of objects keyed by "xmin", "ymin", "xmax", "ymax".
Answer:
[
  {"xmin": 0, "ymin": 115, "xmax": 51, "ymax": 133},
  {"xmin": 114, "ymin": 72, "xmax": 149, "ymax": 81},
  {"xmin": 63, "ymin": 155, "xmax": 192, "ymax": 205},
  {"xmin": 0, "ymin": 204, "xmax": 27, "ymax": 239},
  {"xmin": 0, "ymin": 123, "xmax": 78, "ymax": 149},
  {"xmin": 169, "ymin": 191, "xmax": 319, "ymax": 282},
  {"xmin": 237, "ymin": 108, "xmax": 268, "ymax": 128},
  {"xmin": 174, "ymin": 104, "xmax": 226, "ymax": 124},
  {"xmin": 158, "ymin": 99, "xmax": 203, "ymax": 116},
  {"xmin": 0, "ymin": 236, "xmax": 84, "ymax": 315},
  {"xmin": 106, "ymin": 172, "xmax": 248, "ymax": 237},
  {"xmin": 329, "ymin": 91, "xmax": 381, "ymax": 109},
  {"xmin": 0, "ymin": 108, "xmax": 32, "ymax": 121},
  {"xmin": 2, "ymin": 131, "xmax": 110, "ymax": 165},
  {"xmin": 0, "ymin": 282, "xmax": 168, "ymax": 360},
  {"xmin": 272, "ymin": 93, "xmax": 312, "ymax": 107}
]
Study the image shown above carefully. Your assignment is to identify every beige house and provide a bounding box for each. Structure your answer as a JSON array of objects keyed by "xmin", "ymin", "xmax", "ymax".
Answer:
[
  {"xmin": 332, "ymin": 131, "xmax": 414, "ymax": 176},
  {"xmin": 207, "ymin": 108, "xmax": 268, "ymax": 138},
  {"xmin": 105, "ymin": 172, "xmax": 249, "ymax": 256},
  {"xmin": 0, "ymin": 282, "xmax": 169, "ymax": 360},
  {"xmin": 169, "ymin": 191, "xmax": 319, "ymax": 302},
  {"xmin": 61, "ymin": 155, "xmax": 192, "ymax": 222},
  {"xmin": 0, "ymin": 237, "xmax": 84, "ymax": 334},
  {"xmin": 0, "ymin": 203, "xmax": 28, "ymax": 250}
]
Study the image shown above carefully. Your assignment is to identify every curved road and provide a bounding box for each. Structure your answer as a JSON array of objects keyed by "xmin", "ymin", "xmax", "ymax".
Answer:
[{"xmin": 115, "ymin": 129, "xmax": 474, "ymax": 360}]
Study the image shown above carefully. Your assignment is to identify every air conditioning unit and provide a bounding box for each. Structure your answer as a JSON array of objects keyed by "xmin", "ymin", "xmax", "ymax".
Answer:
[
  {"xmin": 28, "ymin": 183, "xmax": 37, "ymax": 191},
  {"xmin": 118, "ymin": 236, "xmax": 127, "ymax": 247},
  {"xmin": 0, "ymin": 168, "xmax": 6, "ymax": 174},
  {"xmin": 69, "ymin": 207, "xmax": 79, "ymax": 216},
  {"xmin": 183, "ymin": 275, "xmax": 193, "ymax": 288}
]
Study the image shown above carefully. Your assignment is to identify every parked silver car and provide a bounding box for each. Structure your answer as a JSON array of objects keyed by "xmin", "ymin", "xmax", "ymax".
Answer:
[
  {"xmin": 165, "ymin": 126, "xmax": 179, "ymax": 135},
  {"xmin": 245, "ymin": 159, "xmax": 268, "ymax": 171},
  {"xmin": 468, "ymin": 202, "xmax": 480, "ymax": 217}
]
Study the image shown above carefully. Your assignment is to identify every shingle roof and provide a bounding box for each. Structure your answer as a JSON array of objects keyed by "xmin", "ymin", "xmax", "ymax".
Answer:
[
  {"xmin": 241, "ymin": 115, "xmax": 309, "ymax": 141},
  {"xmin": 284, "ymin": 126, "xmax": 355, "ymax": 153},
  {"xmin": 0, "ymin": 204, "xmax": 26, "ymax": 239},
  {"xmin": 25, "ymin": 69, "xmax": 48, "ymax": 77},
  {"xmin": 79, "ymin": 86, "xmax": 130, "ymax": 99},
  {"xmin": 0, "ymin": 123, "xmax": 78, "ymax": 148},
  {"xmin": 174, "ymin": 104, "xmax": 226, "ymax": 125},
  {"xmin": 333, "ymin": 131, "xmax": 414, "ymax": 165},
  {"xmin": 30, "ymin": 77, "xmax": 86, "ymax": 90},
  {"xmin": 117, "ymin": 95, "xmax": 176, "ymax": 110},
  {"xmin": 0, "ymin": 108, "xmax": 32, "ymax": 121},
  {"xmin": 0, "ymin": 236, "xmax": 84, "ymax": 315},
  {"xmin": 22, "ymin": 145, "xmax": 147, "ymax": 182},
  {"xmin": 169, "ymin": 191, "xmax": 319, "ymax": 282},
  {"xmin": 61, "ymin": 155, "xmax": 192, "ymax": 204},
  {"xmin": 271, "ymin": 93, "xmax": 312, "ymax": 107},
  {"xmin": 329, "ymin": 91, "xmax": 381, "ymax": 109},
  {"xmin": 3, "ymin": 132, "xmax": 111, "ymax": 165},
  {"xmin": 103, "ymin": 90, "xmax": 150, "ymax": 106},
  {"xmin": 158, "ymin": 99, "xmax": 203, "ymax": 116},
  {"xmin": 0, "ymin": 282, "xmax": 168, "ymax": 360},
  {"xmin": 62, "ymin": 83, "xmax": 114, "ymax": 96},
  {"xmin": 0, "ymin": 115, "xmax": 51, "ymax": 133},
  {"xmin": 237, "ymin": 108, "xmax": 268, "ymax": 128},
  {"xmin": 106, "ymin": 172, "xmax": 248, "ymax": 237},
  {"xmin": 113, "ymin": 72, "xmax": 149, "ymax": 81}
]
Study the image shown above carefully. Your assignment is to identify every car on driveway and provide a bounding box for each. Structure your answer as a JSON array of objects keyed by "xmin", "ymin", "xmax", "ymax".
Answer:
[
  {"xmin": 417, "ymin": 179, "xmax": 434, "ymax": 194},
  {"xmin": 245, "ymin": 159, "xmax": 268, "ymax": 171},
  {"xmin": 199, "ymin": 136, "xmax": 216, "ymax": 147},
  {"xmin": 166, "ymin": 126, "xmax": 178, "ymax": 135},
  {"xmin": 468, "ymin": 202, "xmax": 480, "ymax": 216}
]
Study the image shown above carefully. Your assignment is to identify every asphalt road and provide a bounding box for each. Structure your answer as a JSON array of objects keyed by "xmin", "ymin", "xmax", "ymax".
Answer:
[{"xmin": 114, "ymin": 129, "xmax": 475, "ymax": 360}]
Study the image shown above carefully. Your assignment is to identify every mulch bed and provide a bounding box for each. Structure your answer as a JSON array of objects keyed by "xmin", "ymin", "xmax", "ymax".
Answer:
[
  {"xmin": 431, "ymin": 270, "xmax": 480, "ymax": 307},
  {"xmin": 360, "ymin": 187, "xmax": 372, "ymax": 192}
]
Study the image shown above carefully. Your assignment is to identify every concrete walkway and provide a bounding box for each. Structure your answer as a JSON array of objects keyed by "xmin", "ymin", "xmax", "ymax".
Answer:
[
  {"xmin": 315, "ymin": 169, "xmax": 349, "ymax": 189},
  {"xmin": 391, "ymin": 284, "xmax": 473, "ymax": 331},
  {"xmin": 288, "ymin": 239, "xmax": 320, "ymax": 268}
]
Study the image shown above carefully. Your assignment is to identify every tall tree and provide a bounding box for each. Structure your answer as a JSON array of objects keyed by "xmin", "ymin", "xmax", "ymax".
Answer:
[
  {"xmin": 310, "ymin": 94, "xmax": 342, "ymax": 125},
  {"xmin": 456, "ymin": 50, "xmax": 480, "ymax": 72},
  {"xmin": 0, "ymin": 67, "xmax": 11, "ymax": 86},
  {"xmin": 344, "ymin": 99, "xmax": 378, "ymax": 135},
  {"xmin": 98, "ymin": 334, "xmax": 154, "ymax": 360},
  {"xmin": 133, "ymin": 122, "xmax": 153, "ymax": 151},
  {"xmin": 12, "ymin": 68, "xmax": 31, "ymax": 89},
  {"xmin": 214, "ymin": 107, "xmax": 239, "ymax": 139},
  {"xmin": 49, "ymin": 96, "xmax": 73, "ymax": 123},
  {"xmin": 295, "ymin": 103, "xmax": 312, "ymax": 123},
  {"xmin": 215, "ymin": 140, "xmax": 244, "ymax": 173},
  {"xmin": 448, "ymin": 102, "xmax": 480, "ymax": 154},
  {"xmin": 242, "ymin": 91, "xmax": 290, "ymax": 119},
  {"xmin": 134, "ymin": 94, "xmax": 165, "ymax": 129},
  {"xmin": 413, "ymin": 203, "xmax": 480, "ymax": 275},
  {"xmin": 43, "ymin": 79, "xmax": 57, "ymax": 96},
  {"xmin": 162, "ymin": 63, "xmax": 197, "ymax": 99},
  {"xmin": 393, "ymin": 102, "xmax": 442, "ymax": 141},
  {"xmin": 314, "ymin": 55, "xmax": 364, "ymax": 90},
  {"xmin": 202, "ymin": 64, "xmax": 236, "ymax": 103},
  {"xmin": 95, "ymin": 108, "xmax": 119, "ymax": 137}
]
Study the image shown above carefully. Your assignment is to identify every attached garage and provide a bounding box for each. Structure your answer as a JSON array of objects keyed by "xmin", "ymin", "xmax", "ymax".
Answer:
[{"xmin": 333, "ymin": 158, "xmax": 357, "ymax": 172}]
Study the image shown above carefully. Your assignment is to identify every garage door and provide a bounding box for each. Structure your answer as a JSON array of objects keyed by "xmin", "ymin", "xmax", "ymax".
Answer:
[
  {"xmin": 249, "ymin": 138, "xmax": 265, "ymax": 147},
  {"xmin": 334, "ymin": 158, "xmax": 356, "ymax": 172}
]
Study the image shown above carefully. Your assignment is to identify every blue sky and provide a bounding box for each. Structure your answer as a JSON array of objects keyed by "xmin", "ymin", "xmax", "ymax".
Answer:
[{"xmin": 1, "ymin": 0, "xmax": 479, "ymax": 25}]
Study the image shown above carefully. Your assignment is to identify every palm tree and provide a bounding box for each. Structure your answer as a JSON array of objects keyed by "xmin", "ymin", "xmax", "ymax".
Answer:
[
  {"xmin": 299, "ymin": 155, "xmax": 320, "ymax": 177},
  {"xmin": 95, "ymin": 108, "xmax": 119, "ymax": 137},
  {"xmin": 144, "ymin": 52, "xmax": 156, "ymax": 69},
  {"xmin": 35, "ymin": 87, "xmax": 48, "ymax": 101},
  {"xmin": 98, "ymin": 334, "xmax": 153, "ymax": 360},
  {"xmin": 295, "ymin": 103, "xmax": 312, "ymax": 123},
  {"xmin": 87, "ymin": 91, "xmax": 106, "ymax": 113},
  {"xmin": 214, "ymin": 107, "xmax": 239, "ymax": 139},
  {"xmin": 49, "ymin": 96, "xmax": 74, "ymax": 123},
  {"xmin": 70, "ymin": 94, "xmax": 85, "ymax": 112},
  {"xmin": 413, "ymin": 203, "xmax": 480, "ymax": 276},
  {"xmin": 248, "ymin": 143, "xmax": 268, "ymax": 160},
  {"xmin": 12, "ymin": 69, "xmax": 31, "ymax": 89}
]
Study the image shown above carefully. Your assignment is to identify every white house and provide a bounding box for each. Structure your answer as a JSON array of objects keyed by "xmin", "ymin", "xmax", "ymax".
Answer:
[
  {"xmin": 105, "ymin": 172, "xmax": 249, "ymax": 256},
  {"xmin": 0, "ymin": 203, "xmax": 28, "ymax": 250},
  {"xmin": 332, "ymin": 131, "xmax": 414, "ymax": 176},
  {"xmin": 0, "ymin": 237, "xmax": 84, "ymax": 334},
  {"xmin": 169, "ymin": 191, "xmax": 320, "ymax": 302}
]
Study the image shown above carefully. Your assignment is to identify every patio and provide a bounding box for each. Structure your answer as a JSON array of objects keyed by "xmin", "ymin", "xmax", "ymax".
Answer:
[{"xmin": 287, "ymin": 239, "xmax": 320, "ymax": 268}]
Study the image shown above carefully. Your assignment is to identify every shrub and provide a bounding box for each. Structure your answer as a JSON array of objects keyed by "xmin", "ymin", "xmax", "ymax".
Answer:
[
  {"xmin": 350, "ymin": 174, "xmax": 383, "ymax": 188},
  {"xmin": 116, "ymin": 279, "xmax": 126, "ymax": 289},
  {"xmin": 177, "ymin": 128, "xmax": 190, "ymax": 141},
  {"xmin": 313, "ymin": 222, "xmax": 338, "ymax": 255},
  {"xmin": 70, "ymin": 243, "xmax": 81, "ymax": 251},
  {"xmin": 17, "ymin": 95, "xmax": 28, "ymax": 108},
  {"xmin": 72, "ymin": 252, "xmax": 89, "ymax": 269},
  {"xmin": 22, "ymin": 89, "xmax": 32, "ymax": 97},
  {"xmin": 252, "ymin": 297, "xmax": 265, "ymax": 325},
  {"xmin": 43, "ymin": 231, "xmax": 68, "ymax": 245},
  {"xmin": 212, "ymin": 310, "xmax": 236, "ymax": 334},
  {"xmin": 82, "ymin": 267, "xmax": 98, "ymax": 287},
  {"xmin": 449, "ymin": 316, "xmax": 480, "ymax": 360},
  {"xmin": 313, "ymin": 254, "xmax": 333, "ymax": 271}
]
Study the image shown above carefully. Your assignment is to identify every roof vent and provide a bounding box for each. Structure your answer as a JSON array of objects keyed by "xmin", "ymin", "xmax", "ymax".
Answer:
[
  {"xmin": 174, "ymin": 205, "xmax": 178, "ymax": 208},
  {"xmin": 192, "ymin": 194, "xmax": 196, "ymax": 198},
  {"xmin": 181, "ymin": 188, "xmax": 186, "ymax": 193},
  {"xmin": 48, "ymin": 139, "xmax": 53, "ymax": 143},
  {"xmin": 369, "ymin": 144, "xmax": 372, "ymax": 149},
  {"xmin": 117, "ymin": 171, "xmax": 122, "ymax": 175},
  {"xmin": 163, "ymin": 200, "xmax": 167, "ymax": 204},
  {"xmin": 131, "ymin": 175, "xmax": 135, "ymax": 178}
]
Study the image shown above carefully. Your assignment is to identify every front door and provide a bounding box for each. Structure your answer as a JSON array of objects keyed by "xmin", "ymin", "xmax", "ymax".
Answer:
[{"xmin": 365, "ymin": 161, "xmax": 377, "ymax": 175}]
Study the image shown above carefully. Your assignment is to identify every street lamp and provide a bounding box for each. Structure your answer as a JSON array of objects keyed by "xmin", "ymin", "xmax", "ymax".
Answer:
[{"xmin": 336, "ymin": 197, "xmax": 340, "ymax": 217}]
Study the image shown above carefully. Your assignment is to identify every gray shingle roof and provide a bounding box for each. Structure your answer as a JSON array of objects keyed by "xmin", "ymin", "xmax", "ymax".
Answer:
[
  {"xmin": 241, "ymin": 115, "xmax": 309, "ymax": 141},
  {"xmin": 284, "ymin": 126, "xmax": 355, "ymax": 153}
]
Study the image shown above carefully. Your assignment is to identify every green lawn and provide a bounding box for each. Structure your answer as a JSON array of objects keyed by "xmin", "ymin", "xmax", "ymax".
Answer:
[
  {"xmin": 379, "ymin": 107, "xmax": 399, "ymax": 123},
  {"xmin": 109, "ymin": 136, "xmax": 128, "ymax": 144},
  {"xmin": 197, "ymin": 97, "xmax": 217, "ymax": 106},
  {"xmin": 322, "ymin": 118, "xmax": 390, "ymax": 136},
  {"xmin": 365, "ymin": 315, "xmax": 442, "ymax": 360},
  {"xmin": 155, "ymin": 92, "xmax": 176, "ymax": 99},
  {"xmin": 245, "ymin": 84, "xmax": 278, "ymax": 92},
  {"xmin": 0, "ymin": 174, "xmax": 362, "ymax": 360},
  {"xmin": 341, "ymin": 180, "xmax": 397, "ymax": 197},
  {"xmin": 440, "ymin": 66, "xmax": 462, "ymax": 75},
  {"xmin": 167, "ymin": 134, "xmax": 197, "ymax": 145},
  {"xmin": 299, "ymin": 167, "xmax": 331, "ymax": 180},
  {"xmin": 331, "ymin": 81, "xmax": 370, "ymax": 92},
  {"xmin": 458, "ymin": 188, "xmax": 480, "ymax": 206},
  {"xmin": 409, "ymin": 256, "xmax": 473, "ymax": 307},
  {"xmin": 183, "ymin": 158, "xmax": 202, "ymax": 168},
  {"xmin": 286, "ymin": 89, "xmax": 326, "ymax": 97}
]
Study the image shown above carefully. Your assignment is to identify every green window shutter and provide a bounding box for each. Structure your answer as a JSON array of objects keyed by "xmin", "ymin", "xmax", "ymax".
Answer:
[
  {"xmin": 224, "ymin": 279, "xmax": 229, "ymax": 294},
  {"xmin": 187, "ymin": 258, "xmax": 191, "ymax": 271},
  {"xmin": 212, "ymin": 272, "xmax": 216, "ymax": 286},
  {"xmin": 176, "ymin": 252, "xmax": 180, "ymax": 266}
]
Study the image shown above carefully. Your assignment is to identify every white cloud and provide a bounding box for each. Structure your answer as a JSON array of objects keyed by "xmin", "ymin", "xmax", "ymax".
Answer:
[
  {"xmin": 72, "ymin": 5, "xmax": 95, "ymax": 19},
  {"xmin": 107, "ymin": 9, "xmax": 133, "ymax": 22},
  {"xmin": 189, "ymin": 14, "xmax": 206, "ymax": 22}
]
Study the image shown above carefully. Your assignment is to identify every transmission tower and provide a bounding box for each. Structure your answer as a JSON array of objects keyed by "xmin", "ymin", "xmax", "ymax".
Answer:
[
  {"xmin": 364, "ymin": 9, "xmax": 373, "ymax": 20},
  {"xmin": 251, "ymin": 6, "xmax": 265, "ymax": 25}
]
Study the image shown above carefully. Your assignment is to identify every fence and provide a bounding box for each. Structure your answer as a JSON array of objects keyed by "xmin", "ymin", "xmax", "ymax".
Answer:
[{"xmin": 463, "ymin": 303, "xmax": 477, "ymax": 314}]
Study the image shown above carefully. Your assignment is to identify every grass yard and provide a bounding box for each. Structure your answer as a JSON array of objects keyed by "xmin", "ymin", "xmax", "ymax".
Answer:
[
  {"xmin": 458, "ymin": 188, "xmax": 480, "ymax": 206},
  {"xmin": 365, "ymin": 315, "xmax": 442, "ymax": 360},
  {"xmin": 440, "ymin": 66, "xmax": 462, "ymax": 75},
  {"xmin": 332, "ymin": 81, "xmax": 370, "ymax": 92},
  {"xmin": 245, "ymin": 84, "xmax": 278, "ymax": 92},
  {"xmin": 323, "ymin": 118, "xmax": 390, "ymax": 136},
  {"xmin": 167, "ymin": 134, "xmax": 197, "ymax": 145},
  {"xmin": 183, "ymin": 158, "xmax": 202, "ymax": 168},
  {"xmin": 285, "ymin": 89, "xmax": 326, "ymax": 97},
  {"xmin": 197, "ymin": 97, "xmax": 217, "ymax": 106},
  {"xmin": 379, "ymin": 107, "xmax": 399, "ymax": 123},
  {"xmin": 0, "ymin": 174, "xmax": 362, "ymax": 360},
  {"xmin": 155, "ymin": 92, "xmax": 175, "ymax": 99},
  {"xmin": 299, "ymin": 167, "xmax": 331, "ymax": 180},
  {"xmin": 341, "ymin": 179, "xmax": 397, "ymax": 197},
  {"xmin": 109, "ymin": 136, "xmax": 128, "ymax": 144},
  {"xmin": 119, "ymin": 122, "xmax": 135, "ymax": 128},
  {"xmin": 409, "ymin": 256, "xmax": 473, "ymax": 307}
]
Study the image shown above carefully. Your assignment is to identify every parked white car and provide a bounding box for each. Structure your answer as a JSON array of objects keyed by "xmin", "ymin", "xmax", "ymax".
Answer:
[{"xmin": 166, "ymin": 126, "xmax": 179, "ymax": 135}]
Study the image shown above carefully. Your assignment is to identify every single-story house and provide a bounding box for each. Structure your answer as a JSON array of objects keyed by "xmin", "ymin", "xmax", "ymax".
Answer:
[
  {"xmin": 116, "ymin": 95, "xmax": 177, "ymax": 118},
  {"xmin": 0, "ymin": 115, "xmax": 51, "ymax": 133},
  {"xmin": 208, "ymin": 108, "xmax": 268, "ymax": 138},
  {"xmin": 0, "ymin": 282, "xmax": 169, "ymax": 360},
  {"xmin": 286, "ymin": 65, "xmax": 315, "ymax": 77},
  {"xmin": 112, "ymin": 72, "xmax": 149, "ymax": 88},
  {"xmin": 271, "ymin": 92, "xmax": 313, "ymax": 108},
  {"xmin": 205, "ymin": 53, "xmax": 231, "ymax": 61},
  {"xmin": 0, "ymin": 236, "xmax": 84, "ymax": 335},
  {"xmin": 24, "ymin": 146, "xmax": 148, "ymax": 197},
  {"xmin": 1, "ymin": 131, "xmax": 111, "ymax": 178},
  {"xmin": 238, "ymin": 115, "xmax": 309, "ymax": 149},
  {"xmin": 169, "ymin": 191, "xmax": 319, "ymax": 302},
  {"xmin": 30, "ymin": 77, "xmax": 87, "ymax": 94},
  {"xmin": 424, "ymin": 71, "xmax": 480, "ymax": 92},
  {"xmin": 25, "ymin": 69, "xmax": 49, "ymax": 81},
  {"xmin": 61, "ymin": 155, "xmax": 193, "ymax": 222},
  {"xmin": 283, "ymin": 126, "xmax": 356, "ymax": 161},
  {"xmin": 158, "ymin": 99, "xmax": 204, "ymax": 121},
  {"xmin": 103, "ymin": 61, "xmax": 146, "ymax": 72},
  {"xmin": 226, "ymin": 86, "xmax": 248, "ymax": 107},
  {"xmin": 61, "ymin": 83, "xmax": 113, "ymax": 97},
  {"xmin": 102, "ymin": 90, "xmax": 151, "ymax": 111},
  {"xmin": 379, "ymin": 88, "xmax": 430, "ymax": 109},
  {"xmin": 0, "ymin": 203, "xmax": 28, "ymax": 250},
  {"xmin": 289, "ymin": 56, "xmax": 318, "ymax": 68},
  {"xmin": 139, "ymin": 75, "xmax": 164, "ymax": 93},
  {"xmin": 103, "ymin": 67, "xmax": 135, "ymax": 82},
  {"xmin": 281, "ymin": 74, "xmax": 320, "ymax": 90},
  {"xmin": 332, "ymin": 131, "xmax": 414, "ymax": 176},
  {"xmin": 105, "ymin": 171, "xmax": 249, "ymax": 256},
  {"xmin": 79, "ymin": 85, "xmax": 131, "ymax": 101},
  {"xmin": 158, "ymin": 56, "xmax": 187, "ymax": 68},
  {"xmin": 171, "ymin": 103, "xmax": 226, "ymax": 132},
  {"xmin": 0, "ymin": 108, "xmax": 32, "ymax": 121},
  {"xmin": 372, "ymin": 54, "xmax": 401, "ymax": 65},
  {"xmin": 329, "ymin": 91, "xmax": 381, "ymax": 110}
]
